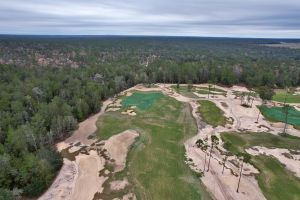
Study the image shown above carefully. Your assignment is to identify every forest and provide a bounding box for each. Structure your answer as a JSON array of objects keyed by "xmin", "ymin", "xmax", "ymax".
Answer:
[{"xmin": 0, "ymin": 36, "xmax": 299, "ymax": 199}]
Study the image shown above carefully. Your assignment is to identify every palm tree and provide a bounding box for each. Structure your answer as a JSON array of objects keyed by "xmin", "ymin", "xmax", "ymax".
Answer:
[
  {"xmin": 236, "ymin": 153, "xmax": 251, "ymax": 193},
  {"xmin": 207, "ymin": 135, "xmax": 219, "ymax": 172}
]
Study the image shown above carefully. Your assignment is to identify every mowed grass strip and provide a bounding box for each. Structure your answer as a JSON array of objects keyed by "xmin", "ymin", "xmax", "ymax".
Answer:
[
  {"xmin": 272, "ymin": 91, "xmax": 300, "ymax": 103},
  {"xmin": 221, "ymin": 132, "xmax": 300, "ymax": 200},
  {"xmin": 197, "ymin": 100, "xmax": 227, "ymax": 127},
  {"xmin": 96, "ymin": 92, "xmax": 211, "ymax": 200}
]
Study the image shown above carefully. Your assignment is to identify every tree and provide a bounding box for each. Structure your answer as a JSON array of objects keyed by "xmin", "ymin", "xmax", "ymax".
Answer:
[
  {"xmin": 282, "ymin": 104, "xmax": 290, "ymax": 135},
  {"xmin": 236, "ymin": 153, "xmax": 251, "ymax": 193},
  {"xmin": 187, "ymin": 81, "xmax": 193, "ymax": 92},
  {"xmin": 257, "ymin": 86, "xmax": 275, "ymax": 103},
  {"xmin": 196, "ymin": 137, "xmax": 208, "ymax": 171},
  {"xmin": 208, "ymin": 84, "xmax": 212, "ymax": 98},
  {"xmin": 207, "ymin": 135, "xmax": 219, "ymax": 172}
]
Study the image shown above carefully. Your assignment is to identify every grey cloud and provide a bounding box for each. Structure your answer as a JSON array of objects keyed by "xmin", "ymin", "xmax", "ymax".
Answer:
[{"xmin": 0, "ymin": 0, "xmax": 299, "ymax": 37}]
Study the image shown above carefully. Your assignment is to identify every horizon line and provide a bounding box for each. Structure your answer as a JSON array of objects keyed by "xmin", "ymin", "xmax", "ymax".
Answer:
[{"xmin": 0, "ymin": 34, "xmax": 300, "ymax": 40}]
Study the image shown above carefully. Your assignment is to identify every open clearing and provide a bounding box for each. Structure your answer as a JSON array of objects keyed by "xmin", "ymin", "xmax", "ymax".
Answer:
[{"xmin": 96, "ymin": 91, "xmax": 211, "ymax": 200}]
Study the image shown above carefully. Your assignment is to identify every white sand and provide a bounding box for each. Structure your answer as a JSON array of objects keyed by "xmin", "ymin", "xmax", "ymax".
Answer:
[
  {"xmin": 110, "ymin": 178, "xmax": 129, "ymax": 191},
  {"xmin": 104, "ymin": 130, "xmax": 139, "ymax": 172},
  {"xmin": 70, "ymin": 151, "xmax": 107, "ymax": 200}
]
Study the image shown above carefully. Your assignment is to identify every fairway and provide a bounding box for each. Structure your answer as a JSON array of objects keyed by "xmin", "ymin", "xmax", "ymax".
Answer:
[
  {"xmin": 273, "ymin": 91, "xmax": 300, "ymax": 103},
  {"xmin": 222, "ymin": 132, "xmax": 300, "ymax": 200},
  {"xmin": 259, "ymin": 105, "xmax": 300, "ymax": 129},
  {"xmin": 197, "ymin": 100, "xmax": 228, "ymax": 127},
  {"xmin": 96, "ymin": 92, "xmax": 211, "ymax": 200}
]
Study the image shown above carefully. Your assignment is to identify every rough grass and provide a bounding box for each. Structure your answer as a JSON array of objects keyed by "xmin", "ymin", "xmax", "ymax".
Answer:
[
  {"xmin": 273, "ymin": 91, "xmax": 300, "ymax": 103},
  {"xmin": 96, "ymin": 92, "xmax": 211, "ymax": 200},
  {"xmin": 197, "ymin": 100, "xmax": 228, "ymax": 127},
  {"xmin": 221, "ymin": 132, "xmax": 300, "ymax": 200}
]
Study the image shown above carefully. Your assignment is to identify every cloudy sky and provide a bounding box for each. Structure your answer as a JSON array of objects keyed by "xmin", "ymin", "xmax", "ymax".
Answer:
[{"xmin": 1, "ymin": 0, "xmax": 300, "ymax": 38}]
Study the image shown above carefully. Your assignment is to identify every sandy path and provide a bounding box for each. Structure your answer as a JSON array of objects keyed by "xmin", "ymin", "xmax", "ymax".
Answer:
[
  {"xmin": 39, "ymin": 159, "xmax": 78, "ymax": 200},
  {"xmin": 65, "ymin": 99, "xmax": 113, "ymax": 145},
  {"xmin": 39, "ymin": 99, "xmax": 112, "ymax": 200},
  {"xmin": 70, "ymin": 151, "xmax": 107, "ymax": 200}
]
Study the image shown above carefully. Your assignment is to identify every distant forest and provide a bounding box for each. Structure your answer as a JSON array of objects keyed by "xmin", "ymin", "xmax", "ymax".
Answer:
[{"xmin": 0, "ymin": 36, "xmax": 299, "ymax": 199}]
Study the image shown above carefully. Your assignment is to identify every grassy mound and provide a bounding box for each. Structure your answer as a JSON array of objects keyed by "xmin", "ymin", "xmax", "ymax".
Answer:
[
  {"xmin": 97, "ymin": 93, "xmax": 211, "ymax": 200},
  {"xmin": 197, "ymin": 100, "xmax": 228, "ymax": 127},
  {"xmin": 259, "ymin": 105, "xmax": 300, "ymax": 129},
  {"xmin": 171, "ymin": 85, "xmax": 200, "ymax": 98},
  {"xmin": 122, "ymin": 92, "xmax": 163, "ymax": 110},
  {"xmin": 221, "ymin": 132, "xmax": 300, "ymax": 200},
  {"xmin": 272, "ymin": 91, "xmax": 300, "ymax": 103},
  {"xmin": 171, "ymin": 85, "xmax": 226, "ymax": 98}
]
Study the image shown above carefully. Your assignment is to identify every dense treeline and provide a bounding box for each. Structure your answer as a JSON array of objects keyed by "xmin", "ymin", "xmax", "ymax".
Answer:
[{"xmin": 0, "ymin": 36, "xmax": 299, "ymax": 199}]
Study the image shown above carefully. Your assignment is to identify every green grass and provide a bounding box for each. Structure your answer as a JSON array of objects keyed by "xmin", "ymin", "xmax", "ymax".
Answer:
[
  {"xmin": 197, "ymin": 86, "xmax": 226, "ymax": 93},
  {"xmin": 273, "ymin": 91, "xmax": 300, "ymax": 103},
  {"xmin": 254, "ymin": 156, "xmax": 300, "ymax": 200},
  {"xmin": 171, "ymin": 85, "xmax": 200, "ymax": 98},
  {"xmin": 221, "ymin": 132, "xmax": 300, "ymax": 200},
  {"xmin": 96, "ymin": 92, "xmax": 211, "ymax": 200},
  {"xmin": 122, "ymin": 92, "xmax": 163, "ymax": 110},
  {"xmin": 258, "ymin": 105, "xmax": 300, "ymax": 129},
  {"xmin": 197, "ymin": 100, "xmax": 228, "ymax": 127}
]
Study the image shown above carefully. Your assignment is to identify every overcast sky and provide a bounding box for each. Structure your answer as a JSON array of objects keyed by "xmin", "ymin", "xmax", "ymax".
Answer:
[{"xmin": 1, "ymin": 0, "xmax": 300, "ymax": 38}]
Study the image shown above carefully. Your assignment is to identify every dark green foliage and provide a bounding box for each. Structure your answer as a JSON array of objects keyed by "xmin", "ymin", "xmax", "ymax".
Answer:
[
  {"xmin": 0, "ymin": 36, "xmax": 299, "ymax": 197},
  {"xmin": 0, "ymin": 188, "xmax": 14, "ymax": 200},
  {"xmin": 257, "ymin": 86, "xmax": 275, "ymax": 101}
]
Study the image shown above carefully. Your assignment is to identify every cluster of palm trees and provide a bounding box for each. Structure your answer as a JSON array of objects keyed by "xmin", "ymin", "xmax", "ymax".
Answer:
[{"xmin": 195, "ymin": 135, "xmax": 251, "ymax": 193}]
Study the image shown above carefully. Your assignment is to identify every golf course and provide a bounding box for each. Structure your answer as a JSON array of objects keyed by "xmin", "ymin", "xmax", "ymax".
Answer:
[{"xmin": 96, "ymin": 91, "xmax": 211, "ymax": 199}]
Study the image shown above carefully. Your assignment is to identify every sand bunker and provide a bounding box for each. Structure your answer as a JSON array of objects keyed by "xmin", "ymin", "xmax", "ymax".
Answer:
[
  {"xmin": 104, "ymin": 130, "xmax": 139, "ymax": 172},
  {"xmin": 109, "ymin": 178, "xmax": 129, "ymax": 191},
  {"xmin": 121, "ymin": 109, "xmax": 137, "ymax": 116},
  {"xmin": 113, "ymin": 193, "xmax": 137, "ymax": 200},
  {"xmin": 70, "ymin": 151, "xmax": 107, "ymax": 200}
]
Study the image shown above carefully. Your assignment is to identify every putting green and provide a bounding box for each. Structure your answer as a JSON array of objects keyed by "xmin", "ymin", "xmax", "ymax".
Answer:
[
  {"xmin": 122, "ymin": 92, "xmax": 163, "ymax": 110},
  {"xmin": 259, "ymin": 106, "xmax": 300, "ymax": 128}
]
